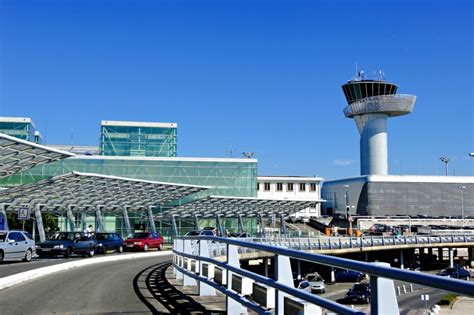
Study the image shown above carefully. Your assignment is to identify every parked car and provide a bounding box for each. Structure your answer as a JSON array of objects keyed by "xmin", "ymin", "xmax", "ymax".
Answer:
[
  {"xmin": 306, "ymin": 273, "xmax": 326, "ymax": 293},
  {"xmin": 295, "ymin": 280, "xmax": 312, "ymax": 293},
  {"xmin": 0, "ymin": 230, "xmax": 36, "ymax": 262},
  {"xmin": 437, "ymin": 266, "xmax": 470, "ymax": 280},
  {"xmin": 228, "ymin": 232, "xmax": 250, "ymax": 238},
  {"xmin": 185, "ymin": 230, "xmax": 215, "ymax": 236},
  {"xmin": 73, "ymin": 234, "xmax": 97, "ymax": 257},
  {"xmin": 345, "ymin": 283, "xmax": 371, "ymax": 303},
  {"xmin": 36, "ymin": 232, "xmax": 96, "ymax": 258},
  {"xmin": 95, "ymin": 232, "xmax": 123, "ymax": 254},
  {"xmin": 335, "ymin": 269, "xmax": 365, "ymax": 282},
  {"xmin": 124, "ymin": 232, "xmax": 164, "ymax": 251}
]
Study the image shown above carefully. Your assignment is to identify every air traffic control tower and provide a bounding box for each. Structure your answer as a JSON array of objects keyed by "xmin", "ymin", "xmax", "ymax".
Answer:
[{"xmin": 342, "ymin": 72, "xmax": 417, "ymax": 175}]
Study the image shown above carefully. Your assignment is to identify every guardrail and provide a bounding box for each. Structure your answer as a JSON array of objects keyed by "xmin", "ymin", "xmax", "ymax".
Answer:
[
  {"xmin": 172, "ymin": 236, "xmax": 474, "ymax": 315},
  {"xmin": 241, "ymin": 234, "xmax": 474, "ymax": 252}
]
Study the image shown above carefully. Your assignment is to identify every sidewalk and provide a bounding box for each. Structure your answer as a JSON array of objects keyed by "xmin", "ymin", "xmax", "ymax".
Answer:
[{"xmin": 439, "ymin": 297, "xmax": 474, "ymax": 315}]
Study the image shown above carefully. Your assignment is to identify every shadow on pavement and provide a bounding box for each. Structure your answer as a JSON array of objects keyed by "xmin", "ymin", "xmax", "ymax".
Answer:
[{"xmin": 134, "ymin": 262, "xmax": 224, "ymax": 314}]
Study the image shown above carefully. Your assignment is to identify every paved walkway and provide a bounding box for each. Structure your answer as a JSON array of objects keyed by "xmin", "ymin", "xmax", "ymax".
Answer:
[{"xmin": 439, "ymin": 297, "xmax": 474, "ymax": 315}]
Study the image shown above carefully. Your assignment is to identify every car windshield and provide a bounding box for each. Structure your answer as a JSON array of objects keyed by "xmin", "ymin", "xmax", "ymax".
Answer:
[
  {"xmin": 0, "ymin": 232, "xmax": 6, "ymax": 242},
  {"xmin": 307, "ymin": 275, "xmax": 323, "ymax": 282},
  {"xmin": 299, "ymin": 281, "xmax": 310, "ymax": 289},
  {"xmin": 132, "ymin": 233, "xmax": 149, "ymax": 239},
  {"xmin": 51, "ymin": 232, "xmax": 76, "ymax": 241},
  {"xmin": 95, "ymin": 234, "xmax": 109, "ymax": 241}
]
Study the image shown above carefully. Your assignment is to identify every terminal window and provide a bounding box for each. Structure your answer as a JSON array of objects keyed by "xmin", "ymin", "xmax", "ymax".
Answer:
[
  {"xmin": 310, "ymin": 183, "xmax": 317, "ymax": 192},
  {"xmin": 276, "ymin": 183, "xmax": 283, "ymax": 191},
  {"xmin": 299, "ymin": 183, "xmax": 306, "ymax": 192},
  {"xmin": 287, "ymin": 183, "xmax": 294, "ymax": 191},
  {"xmin": 257, "ymin": 183, "xmax": 260, "ymax": 191},
  {"xmin": 264, "ymin": 183, "xmax": 271, "ymax": 191}
]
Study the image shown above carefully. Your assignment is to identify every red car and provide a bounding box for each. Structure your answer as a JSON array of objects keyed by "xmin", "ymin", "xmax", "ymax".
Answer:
[{"xmin": 124, "ymin": 232, "xmax": 164, "ymax": 251}]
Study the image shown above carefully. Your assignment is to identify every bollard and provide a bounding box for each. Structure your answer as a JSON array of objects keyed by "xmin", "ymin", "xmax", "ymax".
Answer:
[
  {"xmin": 410, "ymin": 284, "xmax": 414, "ymax": 292},
  {"xmin": 397, "ymin": 286, "xmax": 401, "ymax": 296},
  {"xmin": 402, "ymin": 284, "xmax": 407, "ymax": 294}
]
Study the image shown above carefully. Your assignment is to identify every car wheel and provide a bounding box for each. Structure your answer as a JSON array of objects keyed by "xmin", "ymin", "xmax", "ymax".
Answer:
[
  {"xmin": 64, "ymin": 247, "xmax": 72, "ymax": 259},
  {"xmin": 118, "ymin": 245, "xmax": 123, "ymax": 253},
  {"xmin": 143, "ymin": 244, "xmax": 149, "ymax": 252},
  {"xmin": 88, "ymin": 248, "xmax": 95, "ymax": 257},
  {"xmin": 102, "ymin": 246, "xmax": 107, "ymax": 254},
  {"xmin": 0, "ymin": 250, "xmax": 4, "ymax": 262},
  {"xmin": 157, "ymin": 244, "xmax": 161, "ymax": 251},
  {"xmin": 23, "ymin": 249, "xmax": 32, "ymax": 262}
]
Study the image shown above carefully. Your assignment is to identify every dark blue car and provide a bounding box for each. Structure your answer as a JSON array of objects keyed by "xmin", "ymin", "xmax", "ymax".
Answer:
[
  {"xmin": 335, "ymin": 269, "xmax": 365, "ymax": 282},
  {"xmin": 438, "ymin": 266, "xmax": 470, "ymax": 280},
  {"xmin": 37, "ymin": 232, "xmax": 96, "ymax": 258},
  {"xmin": 95, "ymin": 233, "xmax": 124, "ymax": 254},
  {"xmin": 345, "ymin": 283, "xmax": 371, "ymax": 303}
]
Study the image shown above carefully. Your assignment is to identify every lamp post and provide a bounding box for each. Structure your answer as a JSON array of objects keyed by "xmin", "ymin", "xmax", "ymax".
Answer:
[
  {"xmin": 343, "ymin": 185, "xmax": 351, "ymax": 235},
  {"xmin": 439, "ymin": 156, "xmax": 450, "ymax": 176},
  {"xmin": 458, "ymin": 186, "xmax": 466, "ymax": 227}
]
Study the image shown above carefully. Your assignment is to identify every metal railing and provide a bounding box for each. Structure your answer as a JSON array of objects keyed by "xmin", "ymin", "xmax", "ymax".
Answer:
[{"xmin": 172, "ymin": 236, "xmax": 474, "ymax": 315}]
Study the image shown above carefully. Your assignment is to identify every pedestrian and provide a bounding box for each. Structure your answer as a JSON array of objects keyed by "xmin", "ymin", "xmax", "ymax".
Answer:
[{"xmin": 85, "ymin": 224, "xmax": 93, "ymax": 237}]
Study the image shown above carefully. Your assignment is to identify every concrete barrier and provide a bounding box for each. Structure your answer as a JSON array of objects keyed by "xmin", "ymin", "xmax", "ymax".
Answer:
[{"xmin": 0, "ymin": 251, "xmax": 172, "ymax": 291}]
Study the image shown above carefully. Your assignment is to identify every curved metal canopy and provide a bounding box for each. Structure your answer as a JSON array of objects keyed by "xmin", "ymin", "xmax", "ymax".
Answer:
[
  {"xmin": 165, "ymin": 195, "xmax": 324, "ymax": 218},
  {"xmin": 0, "ymin": 133, "xmax": 75, "ymax": 178},
  {"xmin": 0, "ymin": 171, "xmax": 210, "ymax": 212}
]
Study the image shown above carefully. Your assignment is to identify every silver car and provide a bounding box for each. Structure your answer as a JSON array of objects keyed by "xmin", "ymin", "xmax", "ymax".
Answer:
[{"xmin": 0, "ymin": 230, "xmax": 36, "ymax": 262}]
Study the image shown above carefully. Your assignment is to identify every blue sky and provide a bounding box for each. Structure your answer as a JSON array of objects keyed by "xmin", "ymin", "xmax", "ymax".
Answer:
[{"xmin": 0, "ymin": 0, "xmax": 472, "ymax": 179}]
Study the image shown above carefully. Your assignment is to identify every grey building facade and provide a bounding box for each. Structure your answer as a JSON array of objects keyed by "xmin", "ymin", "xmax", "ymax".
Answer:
[{"xmin": 322, "ymin": 175, "xmax": 474, "ymax": 217}]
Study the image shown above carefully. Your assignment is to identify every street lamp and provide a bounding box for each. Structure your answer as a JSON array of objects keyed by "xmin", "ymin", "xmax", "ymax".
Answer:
[
  {"xmin": 439, "ymin": 156, "xmax": 450, "ymax": 176},
  {"xmin": 458, "ymin": 186, "xmax": 466, "ymax": 227},
  {"xmin": 343, "ymin": 185, "xmax": 352, "ymax": 235}
]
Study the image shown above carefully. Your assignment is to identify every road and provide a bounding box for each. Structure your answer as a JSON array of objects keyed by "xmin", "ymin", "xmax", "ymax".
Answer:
[{"xmin": 0, "ymin": 253, "xmax": 173, "ymax": 314}]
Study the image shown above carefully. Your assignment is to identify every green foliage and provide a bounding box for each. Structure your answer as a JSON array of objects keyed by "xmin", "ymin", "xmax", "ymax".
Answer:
[
  {"xmin": 6, "ymin": 213, "xmax": 58, "ymax": 235},
  {"xmin": 438, "ymin": 293, "xmax": 458, "ymax": 306}
]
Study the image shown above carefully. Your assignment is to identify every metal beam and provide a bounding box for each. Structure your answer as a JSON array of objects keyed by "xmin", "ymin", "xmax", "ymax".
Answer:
[
  {"xmin": 122, "ymin": 207, "xmax": 131, "ymax": 237},
  {"xmin": 171, "ymin": 215, "xmax": 178, "ymax": 236},
  {"xmin": 148, "ymin": 206, "xmax": 156, "ymax": 233},
  {"xmin": 238, "ymin": 214, "xmax": 244, "ymax": 233},
  {"xmin": 66, "ymin": 206, "xmax": 76, "ymax": 232},
  {"xmin": 215, "ymin": 214, "xmax": 225, "ymax": 237},
  {"xmin": 95, "ymin": 206, "xmax": 105, "ymax": 232},
  {"xmin": 35, "ymin": 204, "xmax": 46, "ymax": 243},
  {"xmin": 0, "ymin": 203, "xmax": 9, "ymax": 231}
]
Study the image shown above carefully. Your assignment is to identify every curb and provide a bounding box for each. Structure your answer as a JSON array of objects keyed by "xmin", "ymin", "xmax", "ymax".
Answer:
[{"xmin": 0, "ymin": 251, "xmax": 172, "ymax": 291}]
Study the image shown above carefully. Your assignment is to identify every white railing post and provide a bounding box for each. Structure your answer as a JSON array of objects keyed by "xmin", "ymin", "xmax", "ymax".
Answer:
[
  {"xmin": 183, "ymin": 239, "xmax": 197, "ymax": 286},
  {"xmin": 226, "ymin": 243, "xmax": 247, "ymax": 315},
  {"xmin": 199, "ymin": 239, "xmax": 216, "ymax": 296},
  {"xmin": 175, "ymin": 239, "xmax": 184, "ymax": 280},
  {"xmin": 370, "ymin": 262, "xmax": 399, "ymax": 315}
]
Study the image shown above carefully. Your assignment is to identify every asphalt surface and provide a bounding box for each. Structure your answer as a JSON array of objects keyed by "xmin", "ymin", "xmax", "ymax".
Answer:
[{"xmin": 0, "ymin": 253, "xmax": 173, "ymax": 314}]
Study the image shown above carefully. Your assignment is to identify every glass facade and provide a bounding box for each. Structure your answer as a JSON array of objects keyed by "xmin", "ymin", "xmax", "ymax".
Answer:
[
  {"xmin": 0, "ymin": 118, "xmax": 36, "ymax": 142},
  {"xmin": 0, "ymin": 156, "xmax": 258, "ymax": 198},
  {"xmin": 342, "ymin": 80, "xmax": 398, "ymax": 104},
  {"xmin": 100, "ymin": 122, "xmax": 177, "ymax": 157}
]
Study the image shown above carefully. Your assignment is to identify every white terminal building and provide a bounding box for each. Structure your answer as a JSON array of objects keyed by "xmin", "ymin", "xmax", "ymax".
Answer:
[{"xmin": 257, "ymin": 176, "xmax": 323, "ymax": 221}]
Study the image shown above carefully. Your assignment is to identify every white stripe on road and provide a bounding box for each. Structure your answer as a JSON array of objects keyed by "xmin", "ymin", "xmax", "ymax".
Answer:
[{"xmin": 0, "ymin": 251, "xmax": 172, "ymax": 291}]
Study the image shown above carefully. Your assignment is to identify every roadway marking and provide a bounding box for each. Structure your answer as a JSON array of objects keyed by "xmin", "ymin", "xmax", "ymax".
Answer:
[{"xmin": 0, "ymin": 251, "xmax": 172, "ymax": 291}]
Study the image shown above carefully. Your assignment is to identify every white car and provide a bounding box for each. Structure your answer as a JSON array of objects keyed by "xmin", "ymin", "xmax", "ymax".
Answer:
[
  {"xmin": 296, "ymin": 280, "xmax": 312, "ymax": 293},
  {"xmin": 0, "ymin": 230, "xmax": 36, "ymax": 262},
  {"xmin": 306, "ymin": 273, "xmax": 326, "ymax": 293}
]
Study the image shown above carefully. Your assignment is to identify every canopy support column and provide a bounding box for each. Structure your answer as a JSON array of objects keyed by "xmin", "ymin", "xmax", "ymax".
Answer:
[
  {"xmin": 279, "ymin": 213, "xmax": 287, "ymax": 238},
  {"xmin": 238, "ymin": 214, "xmax": 245, "ymax": 233},
  {"xmin": 81, "ymin": 211, "xmax": 88, "ymax": 232},
  {"xmin": 0, "ymin": 203, "xmax": 9, "ymax": 231},
  {"xmin": 122, "ymin": 207, "xmax": 131, "ymax": 237},
  {"xmin": 95, "ymin": 206, "xmax": 105, "ymax": 233},
  {"xmin": 67, "ymin": 206, "xmax": 76, "ymax": 232},
  {"xmin": 216, "ymin": 214, "xmax": 225, "ymax": 237},
  {"xmin": 171, "ymin": 215, "xmax": 178, "ymax": 236},
  {"xmin": 148, "ymin": 206, "xmax": 156, "ymax": 233},
  {"xmin": 258, "ymin": 214, "xmax": 266, "ymax": 238},
  {"xmin": 194, "ymin": 214, "xmax": 200, "ymax": 230},
  {"xmin": 35, "ymin": 204, "xmax": 46, "ymax": 243}
]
